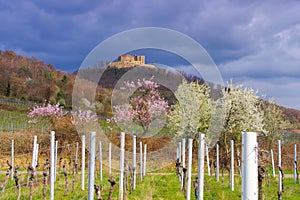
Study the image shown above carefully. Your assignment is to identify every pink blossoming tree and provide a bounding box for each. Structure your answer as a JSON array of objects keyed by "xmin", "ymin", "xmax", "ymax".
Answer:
[
  {"xmin": 71, "ymin": 110, "xmax": 98, "ymax": 125},
  {"xmin": 111, "ymin": 78, "xmax": 169, "ymax": 135},
  {"xmin": 71, "ymin": 109, "xmax": 98, "ymax": 135},
  {"xmin": 28, "ymin": 102, "xmax": 66, "ymax": 124}
]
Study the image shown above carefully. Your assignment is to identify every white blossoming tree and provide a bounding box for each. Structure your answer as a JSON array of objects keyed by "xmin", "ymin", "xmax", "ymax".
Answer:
[
  {"xmin": 218, "ymin": 81, "xmax": 264, "ymax": 152},
  {"xmin": 260, "ymin": 97, "xmax": 289, "ymax": 147},
  {"xmin": 168, "ymin": 80, "xmax": 211, "ymax": 139},
  {"xmin": 206, "ymin": 81, "xmax": 264, "ymax": 178}
]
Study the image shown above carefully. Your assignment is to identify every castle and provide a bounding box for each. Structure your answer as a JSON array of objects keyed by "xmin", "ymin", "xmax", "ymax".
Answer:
[{"xmin": 108, "ymin": 54, "xmax": 154, "ymax": 68}]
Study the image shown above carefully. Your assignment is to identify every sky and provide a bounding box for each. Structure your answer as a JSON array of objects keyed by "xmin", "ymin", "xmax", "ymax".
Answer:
[{"xmin": 0, "ymin": 0, "xmax": 300, "ymax": 110}]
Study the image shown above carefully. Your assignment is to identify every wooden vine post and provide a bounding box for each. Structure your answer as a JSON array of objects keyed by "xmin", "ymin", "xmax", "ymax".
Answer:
[
  {"xmin": 13, "ymin": 166, "xmax": 21, "ymax": 200},
  {"xmin": 182, "ymin": 167, "xmax": 187, "ymax": 196},
  {"xmin": 258, "ymin": 166, "xmax": 266, "ymax": 200},
  {"xmin": 230, "ymin": 140, "xmax": 234, "ymax": 191},
  {"xmin": 129, "ymin": 164, "xmax": 134, "ymax": 194},
  {"xmin": 94, "ymin": 185, "xmax": 102, "ymax": 200},
  {"xmin": 28, "ymin": 164, "xmax": 34, "ymax": 200},
  {"xmin": 181, "ymin": 138, "xmax": 186, "ymax": 190},
  {"xmin": 63, "ymin": 160, "xmax": 69, "ymax": 196},
  {"xmin": 108, "ymin": 178, "xmax": 116, "ymax": 200},
  {"xmin": 123, "ymin": 162, "xmax": 128, "ymax": 199},
  {"xmin": 43, "ymin": 159, "xmax": 50, "ymax": 200},
  {"xmin": 193, "ymin": 177, "xmax": 198, "ymax": 199},
  {"xmin": 72, "ymin": 159, "xmax": 77, "ymax": 193},
  {"xmin": 1, "ymin": 161, "xmax": 12, "ymax": 196},
  {"xmin": 216, "ymin": 143, "xmax": 219, "ymax": 182}
]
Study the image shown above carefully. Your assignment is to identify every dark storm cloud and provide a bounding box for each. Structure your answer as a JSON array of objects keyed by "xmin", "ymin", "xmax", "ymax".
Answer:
[{"xmin": 0, "ymin": 0, "xmax": 300, "ymax": 108}]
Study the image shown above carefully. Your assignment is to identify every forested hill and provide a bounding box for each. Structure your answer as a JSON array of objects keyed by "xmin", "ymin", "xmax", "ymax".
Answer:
[{"xmin": 0, "ymin": 50, "xmax": 75, "ymax": 107}]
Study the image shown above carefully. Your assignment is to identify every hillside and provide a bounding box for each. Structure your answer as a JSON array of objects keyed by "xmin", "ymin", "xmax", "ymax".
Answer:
[
  {"xmin": 281, "ymin": 107, "xmax": 300, "ymax": 125},
  {"xmin": 1, "ymin": 49, "xmax": 300, "ymax": 125},
  {"xmin": 0, "ymin": 50, "xmax": 75, "ymax": 107}
]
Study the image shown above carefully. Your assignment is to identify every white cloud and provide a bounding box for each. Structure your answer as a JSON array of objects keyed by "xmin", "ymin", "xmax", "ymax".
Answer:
[{"xmin": 235, "ymin": 77, "xmax": 300, "ymax": 109}]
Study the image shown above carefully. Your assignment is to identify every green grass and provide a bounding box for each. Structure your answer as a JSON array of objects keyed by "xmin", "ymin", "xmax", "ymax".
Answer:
[
  {"xmin": 127, "ymin": 174, "xmax": 184, "ymax": 200},
  {"xmin": 3, "ymin": 170, "xmax": 300, "ymax": 200}
]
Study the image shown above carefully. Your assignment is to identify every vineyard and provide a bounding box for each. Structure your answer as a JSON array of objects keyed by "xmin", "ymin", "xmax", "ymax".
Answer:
[
  {"xmin": 1, "ymin": 81, "xmax": 300, "ymax": 200},
  {"xmin": 0, "ymin": 128, "xmax": 300, "ymax": 199}
]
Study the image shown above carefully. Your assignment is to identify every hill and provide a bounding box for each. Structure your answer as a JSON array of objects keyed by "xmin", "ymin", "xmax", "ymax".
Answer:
[
  {"xmin": 1, "ymin": 49, "xmax": 300, "ymax": 125},
  {"xmin": 0, "ymin": 50, "xmax": 75, "ymax": 107},
  {"xmin": 281, "ymin": 106, "xmax": 300, "ymax": 125}
]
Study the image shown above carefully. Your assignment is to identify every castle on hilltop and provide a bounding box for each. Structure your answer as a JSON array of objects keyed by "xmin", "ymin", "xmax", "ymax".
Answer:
[{"xmin": 108, "ymin": 54, "xmax": 154, "ymax": 68}]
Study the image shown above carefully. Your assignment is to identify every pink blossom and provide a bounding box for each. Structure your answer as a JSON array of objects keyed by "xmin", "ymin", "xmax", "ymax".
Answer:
[
  {"xmin": 71, "ymin": 109, "xmax": 98, "ymax": 125},
  {"xmin": 111, "ymin": 79, "xmax": 169, "ymax": 133},
  {"xmin": 28, "ymin": 102, "xmax": 66, "ymax": 123}
]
